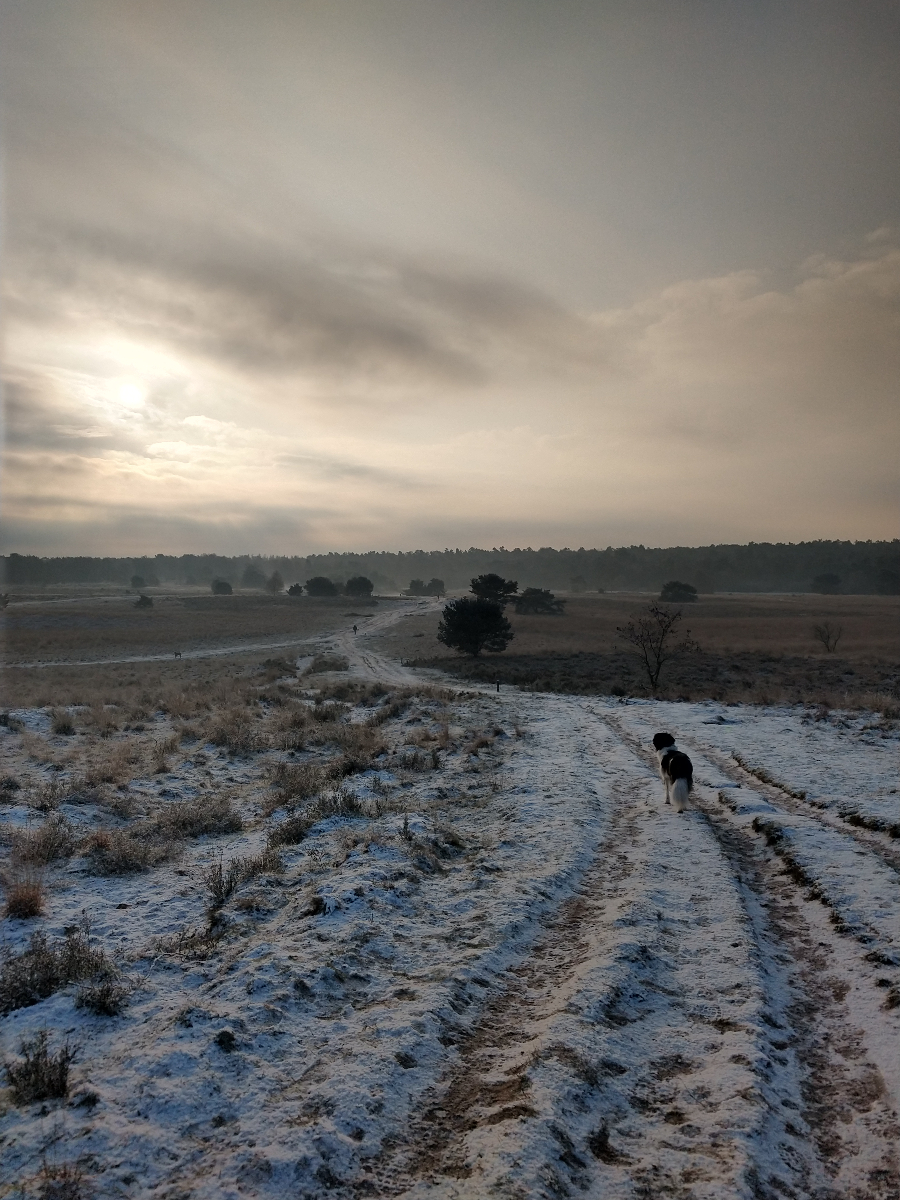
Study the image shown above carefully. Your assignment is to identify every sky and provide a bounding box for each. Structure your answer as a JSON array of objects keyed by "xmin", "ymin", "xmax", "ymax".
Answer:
[{"xmin": 2, "ymin": 0, "xmax": 899, "ymax": 556}]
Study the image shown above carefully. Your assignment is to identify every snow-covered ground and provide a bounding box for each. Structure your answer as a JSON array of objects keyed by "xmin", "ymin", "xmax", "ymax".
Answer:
[{"xmin": 1, "ymin": 633, "xmax": 899, "ymax": 1199}]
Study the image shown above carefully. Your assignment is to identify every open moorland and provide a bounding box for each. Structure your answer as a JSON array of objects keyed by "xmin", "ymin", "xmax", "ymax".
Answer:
[
  {"xmin": 1, "ymin": 593, "xmax": 899, "ymax": 1198},
  {"xmin": 375, "ymin": 592, "xmax": 900, "ymax": 710}
]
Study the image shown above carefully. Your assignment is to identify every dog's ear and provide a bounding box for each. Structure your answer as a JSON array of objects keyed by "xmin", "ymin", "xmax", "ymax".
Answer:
[{"xmin": 652, "ymin": 732, "xmax": 675, "ymax": 750}]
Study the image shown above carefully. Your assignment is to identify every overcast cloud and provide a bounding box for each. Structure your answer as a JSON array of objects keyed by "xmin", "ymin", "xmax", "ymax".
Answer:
[{"xmin": 3, "ymin": 0, "xmax": 898, "ymax": 555}]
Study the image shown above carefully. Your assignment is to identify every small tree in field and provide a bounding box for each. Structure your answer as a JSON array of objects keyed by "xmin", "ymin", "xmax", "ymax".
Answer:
[
  {"xmin": 812, "ymin": 621, "xmax": 842, "ymax": 653},
  {"xmin": 345, "ymin": 576, "xmax": 374, "ymax": 597},
  {"xmin": 287, "ymin": 583, "xmax": 303, "ymax": 596},
  {"xmin": 470, "ymin": 574, "xmax": 518, "ymax": 606},
  {"xmin": 265, "ymin": 570, "xmax": 284, "ymax": 594},
  {"xmin": 211, "ymin": 579, "xmax": 233, "ymax": 595},
  {"xmin": 617, "ymin": 604, "xmax": 698, "ymax": 693},
  {"xmin": 515, "ymin": 587, "xmax": 566, "ymax": 614},
  {"xmin": 438, "ymin": 598, "xmax": 513, "ymax": 656},
  {"xmin": 660, "ymin": 580, "xmax": 697, "ymax": 603}
]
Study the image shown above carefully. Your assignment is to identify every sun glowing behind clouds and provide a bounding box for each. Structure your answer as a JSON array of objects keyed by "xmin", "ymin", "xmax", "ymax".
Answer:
[{"xmin": 3, "ymin": 1, "xmax": 899, "ymax": 555}]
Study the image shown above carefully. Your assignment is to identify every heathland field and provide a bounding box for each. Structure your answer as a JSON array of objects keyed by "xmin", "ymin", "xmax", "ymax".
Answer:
[
  {"xmin": 1, "ymin": 591, "xmax": 899, "ymax": 1198},
  {"xmin": 378, "ymin": 592, "xmax": 900, "ymax": 709}
]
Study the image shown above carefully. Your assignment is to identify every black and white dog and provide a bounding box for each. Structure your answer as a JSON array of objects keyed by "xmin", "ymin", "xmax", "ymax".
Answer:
[{"xmin": 652, "ymin": 732, "xmax": 693, "ymax": 813}]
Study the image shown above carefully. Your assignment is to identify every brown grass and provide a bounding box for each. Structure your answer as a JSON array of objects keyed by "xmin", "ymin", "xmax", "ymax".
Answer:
[
  {"xmin": 384, "ymin": 593, "xmax": 900, "ymax": 706},
  {"xmin": 3, "ymin": 872, "xmax": 46, "ymax": 919},
  {"xmin": 1, "ymin": 590, "xmax": 381, "ymax": 668}
]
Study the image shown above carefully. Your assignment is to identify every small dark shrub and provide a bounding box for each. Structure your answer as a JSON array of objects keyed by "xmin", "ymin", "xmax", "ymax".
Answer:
[
  {"xmin": 5, "ymin": 1031, "xmax": 76, "ymax": 1103},
  {"xmin": 211, "ymin": 578, "xmax": 233, "ymax": 595},
  {"xmin": 134, "ymin": 594, "xmax": 153, "ymax": 609}
]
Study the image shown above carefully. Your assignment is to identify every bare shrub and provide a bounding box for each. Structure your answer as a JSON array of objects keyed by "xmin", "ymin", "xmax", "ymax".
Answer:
[
  {"xmin": 812, "ymin": 621, "xmax": 843, "ymax": 653},
  {"xmin": 11, "ymin": 813, "xmax": 77, "ymax": 864},
  {"xmin": 617, "ymin": 605, "xmax": 699, "ymax": 693},
  {"xmin": 205, "ymin": 848, "xmax": 283, "ymax": 915},
  {"xmin": 50, "ymin": 709, "xmax": 76, "ymax": 737},
  {"xmin": 157, "ymin": 793, "xmax": 243, "ymax": 838},
  {"xmin": 83, "ymin": 827, "xmax": 173, "ymax": 874},
  {"xmin": 3, "ymin": 871, "xmax": 45, "ymax": 918},
  {"xmin": 22, "ymin": 732, "xmax": 56, "ymax": 764},
  {"xmin": 310, "ymin": 700, "xmax": 347, "ymax": 724},
  {"xmin": 75, "ymin": 969, "xmax": 130, "ymax": 1016},
  {"xmin": 0, "ymin": 925, "xmax": 110, "ymax": 1014},
  {"xmin": 5, "ymin": 1030, "xmax": 76, "ymax": 1104},
  {"xmin": 36, "ymin": 1160, "xmax": 87, "ymax": 1200},
  {"xmin": 27, "ymin": 774, "xmax": 83, "ymax": 813}
]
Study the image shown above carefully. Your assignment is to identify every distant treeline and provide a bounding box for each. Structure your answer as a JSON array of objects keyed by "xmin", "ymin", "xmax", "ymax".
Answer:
[{"xmin": 3, "ymin": 541, "xmax": 899, "ymax": 594}]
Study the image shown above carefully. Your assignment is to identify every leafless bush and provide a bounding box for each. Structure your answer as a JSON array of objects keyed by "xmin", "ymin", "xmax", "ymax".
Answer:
[
  {"xmin": 36, "ymin": 1159, "xmax": 87, "ymax": 1200},
  {"xmin": 204, "ymin": 848, "xmax": 283, "ymax": 914},
  {"xmin": 75, "ymin": 968, "xmax": 130, "ymax": 1016},
  {"xmin": 812, "ymin": 621, "xmax": 843, "ymax": 653},
  {"xmin": 5, "ymin": 1030, "xmax": 77, "ymax": 1104},
  {"xmin": 83, "ymin": 827, "xmax": 173, "ymax": 874},
  {"xmin": 11, "ymin": 813, "xmax": 77, "ymax": 864},
  {"xmin": 617, "ymin": 604, "xmax": 699, "ymax": 693},
  {"xmin": 3, "ymin": 871, "xmax": 45, "ymax": 918},
  {"xmin": 50, "ymin": 709, "xmax": 76, "ymax": 737},
  {"xmin": 0, "ymin": 924, "xmax": 111, "ymax": 1014},
  {"xmin": 157, "ymin": 792, "xmax": 243, "ymax": 838}
]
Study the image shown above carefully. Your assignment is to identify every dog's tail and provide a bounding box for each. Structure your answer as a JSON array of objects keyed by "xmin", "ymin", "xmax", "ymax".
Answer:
[{"xmin": 671, "ymin": 777, "xmax": 689, "ymax": 813}]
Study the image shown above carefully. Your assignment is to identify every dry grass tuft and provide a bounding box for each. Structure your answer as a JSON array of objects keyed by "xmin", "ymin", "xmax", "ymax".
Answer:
[
  {"xmin": 157, "ymin": 792, "xmax": 243, "ymax": 838},
  {"xmin": 209, "ymin": 709, "xmax": 268, "ymax": 755},
  {"xmin": 10, "ymin": 813, "xmax": 78, "ymax": 864},
  {"xmin": 83, "ymin": 827, "xmax": 174, "ymax": 875},
  {"xmin": 0, "ymin": 924, "xmax": 112, "ymax": 1014},
  {"xmin": 5, "ymin": 1030, "xmax": 77, "ymax": 1104},
  {"xmin": 204, "ymin": 848, "xmax": 283, "ymax": 914},
  {"xmin": 50, "ymin": 709, "xmax": 76, "ymax": 737},
  {"xmin": 3, "ymin": 871, "xmax": 46, "ymax": 919},
  {"xmin": 75, "ymin": 969, "xmax": 130, "ymax": 1016}
]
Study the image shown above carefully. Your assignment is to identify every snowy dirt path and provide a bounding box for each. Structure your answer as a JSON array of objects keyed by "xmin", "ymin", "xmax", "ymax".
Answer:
[{"xmin": 2, "ymin": 664, "xmax": 899, "ymax": 1198}]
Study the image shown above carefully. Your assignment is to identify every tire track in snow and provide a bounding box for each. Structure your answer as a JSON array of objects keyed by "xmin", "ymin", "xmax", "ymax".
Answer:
[
  {"xmin": 685, "ymin": 738, "xmax": 900, "ymax": 878},
  {"xmin": 602, "ymin": 708, "xmax": 900, "ymax": 1199},
  {"xmin": 361, "ymin": 707, "xmax": 822, "ymax": 1199}
]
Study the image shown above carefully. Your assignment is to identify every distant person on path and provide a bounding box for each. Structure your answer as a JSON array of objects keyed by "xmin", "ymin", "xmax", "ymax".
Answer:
[{"xmin": 353, "ymin": 624, "xmax": 358, "ymax": 635}]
